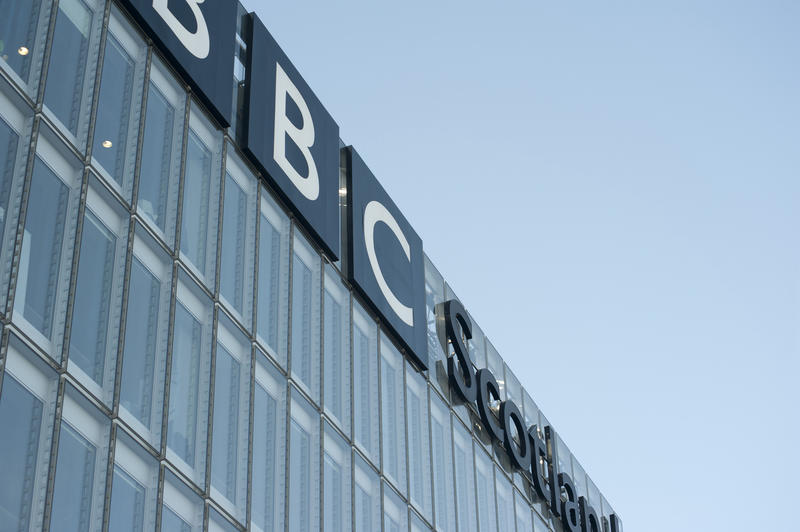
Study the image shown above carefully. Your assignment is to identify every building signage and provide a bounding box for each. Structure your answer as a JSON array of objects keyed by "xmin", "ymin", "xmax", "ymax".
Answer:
[
  {"xmin": 243, "ymin": 15, "xmax": 341, "ymax": 260},
  {"xmin": 442, "ymin": 299, "xmax": 623, "ymax": 532},
  {"xmin": 108, "ymin": 7, "xmax": 621, "ymax": 524},
  {"xmin": 344, "ymin": 147, "xmax": 428, "ymax": 370},
  {"xmin": 118, "ymin": 0, "xmax": 237, "ymax": 126}
]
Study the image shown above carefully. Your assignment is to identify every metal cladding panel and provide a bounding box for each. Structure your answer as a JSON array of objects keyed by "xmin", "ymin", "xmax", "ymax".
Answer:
[
  {"xmin": 118, "ymin": 0, "xmax": 237, "ymax": 126},
  {"xmin": 345, "ymin": 146, "xmax": 427, "ymax": 370},
  {"xmin": 243, "ymin": 14, "xmax": 340, "ymax": 260}
]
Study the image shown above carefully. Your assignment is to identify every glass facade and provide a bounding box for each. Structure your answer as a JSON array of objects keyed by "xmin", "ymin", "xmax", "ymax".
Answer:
[{"xmin": 0, "ymin": 2, "xmax": 617, "ymax": 531}]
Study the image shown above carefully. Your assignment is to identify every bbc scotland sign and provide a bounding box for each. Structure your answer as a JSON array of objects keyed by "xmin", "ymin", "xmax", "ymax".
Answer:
[{"xmin": 116, "ymin": 3, "xmax": 622, "ymax": 528}]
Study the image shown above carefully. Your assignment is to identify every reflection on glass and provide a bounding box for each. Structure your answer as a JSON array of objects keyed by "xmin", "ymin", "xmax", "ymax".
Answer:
[
  {"xmin": 406, "ymin": 367, "xmax": 432, "ymax": 519},
  {"xmin": 430, "ymin": 393, "xmax": 456, "ymax": 532},
  {"xmin": 424, "ymin": 255, "xmax": 445, "ymax": 369},
  {"xmin": 44, "ymin": 0, "xmax": 93, "ymax": 136},
  {"xmin": 251, "ymin": 356, "xmax": 285, "ymax": 532},
  {"xmin": 69, "ymin": 211, "xmax": 116, "ymax": 386},
  {"xmin": 383, "ymin": 484, "xmax": 408, "ymax": 532},
  {"xmin": 166, "ymin": 284, "xmax": 211, "ymax": 487},
  {"xmin": 0, "ymin": 375, "xmax": 43, "ymax": 529},
  {"xmin": 180, "ymin": 130, "xmax": 212, "ymax": 275},
  {"xmin": 211, "ymin": 343, "xmax": 241, "ymax": 500},
  {"xmin": 92, "ymin": 33, "xmax": 134, "ymax": 185},
  {"xmin": 220, "ymin": 173, "xmax": 247, "ymax": 315},
  {"xmin": 288, "ymin": 389, "xmax": 319, "ymax": 531},
  {"xmin": 354, "ymin": 454, "xmax": 380, "ymax": 532},
  {"xmin": 380, "ymin": 338, "xmax": 406, "ymax": 494},
  {"xmin": 290, "ymin": 233, "xmax": 320, "ymax": 400},
  {"xmin": 138, "ymin": 79, "xmax": 179, "ymax": 234},
  {"xmin": 210, "ymin": 321, "xmax": 249, "ymax": 519},
  {"xmin": 119, "ymin": 256, "xmax": 165, "ymax": 442},
  {"xmin": 0, "ymin": 117, "xmax": 20, "ymax": 240},
  {"xmin": 0, "ymin": 0, "xmax": 40, "ymax": 81},
  {"xmin": 257, "ymin": 194, "xmax": 288, "ymax": 363},
  {"xmin": 352, "ymin": 302, "xmax": 378, "ymax": 464},
  {"xmin": 515, "ymin": 489, "xmax": 533, "ymax": 532},
  {"xmin": 108, "ymin": 467, "xmax": 145, "ymax": 532},
  {"xmin": 475, "ymin": 447, "xmax": 498, "ymax": 532},
  {"xmin": 453, "ymin": 421, "xmax": 478, "ymax": 532},
  {"xmin": 16, "ymin": 157, "xmax": 69, "ymax": 340},
  {"xmin": 50, "ymin": 423, "xmax": 97, "ymax": 532},
  {"xmin": 495, "ymin": 468, "xmax": 515, "ymax": 532},
  {"xmin": 162, "ymin": 471, "xmax": 203, "ymax": 532},
  {"xmin": 323, "ymin": 267, "xmax": 350, "ymax": 435},
  {"xmin": 323, "ymin": 424, "xmax": 350, "ymax": 532},
  {"xmin": 161, "ymin": 508, "xmax": 191, "ymax": 532}
]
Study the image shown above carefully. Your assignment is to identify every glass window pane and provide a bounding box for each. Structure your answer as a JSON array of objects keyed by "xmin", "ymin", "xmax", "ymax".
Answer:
[
  {"xmin": 486, "ymin": 340, "xmax": 505, "ymax": 401},
  {"xmin": 179, "ymin": 110, "xmax": 220, "ymax": 286},
  {"xmin": 380, "ymin": 337, "xmax": 406, "ymax": 495},
  {"xmin": 220, "ymin": 153, "xmax": 256, "ymax": 326},
  {"xmin": 323, "ymin": 423, "xmax": 351, "ymax": 532},
  {"xmin": 423, "ymin": 255, "xmax": 447, "ymax": 393},
  {"xmin": 44, "ymin": 0, "xmax": 100, "ymax": 141},
  {"xmin": 0, "ymin": 0, "xmax": 47, "ymax": 88},
  {"xmin": 495, "ymin": 468, "xmax": 515, "ymax": 532},
  {"xmin": 515, "ymin": 489, "xmax": 533, "ymax": 532},
  {"xmin": 256, "ymin": 189, "xmax": 289, "ymax": 366},
  {"xmin": 68, "ymin": 183, "xmax": 127, "ymax": 405},
  {"xmin": 161, "ymin": 470, "xmax": 203, "ymax": 532},
  {"xmin": 0, "ymin": 338, "xmax": 57, "ymax": 531},
  {"xmin": 251, "ymin": 352, "xmax": 286, "ymax": 532},
  {"xmin": 323, "ymin": 265, "xmax": 350, "ymax": 436},
  {"xmin": 430, "ymin": 392, "xmax": 456, "ymax": 532},
  {"xmin": 208, "ymin": 508, "xmax": 238, "ymax": 532},
  {"xmin": 118, "ymin": 225, "xmax": 171, "ymax": 447},
  {"xmin": 137, "ymin": 58, "xmax": 184, "ymax": 241},
  {"xmin": 288, "ymin": 387, "xmax": 320, "ymax": 531},
  {"xmin": 354, "ymin": 454, "xmax": 380, "ymax": 532},
  {"xmin": 352, "ymin": 300, "xmax": 379, "ymax": 465},
  {"xmin": 49, "ymin": 387, "xmax": 110, "ymax": 532},
  {"xmin": 210, "ymin": 314, "xmax": 250, "ymax": 520},
  {"xmin": 410, "ymin": 511, "xmax": 431, "ymax": 532},
  {"xmin": 290, "ymin": 231, "xmax": 320, "ymax": 402},
  {"xmin": 475, "ymin": 446, "xmax": 498, "ymax": 532},
  {"xmin": 91, "ymin": 13, "xmax": 145, "ymax": 197},
  {"xmin": 453, "ymin": 420, "xmax": 477, "ymax": 532},
  {"xmin": 15, "ymin": 137, "xmax": 80, "ymax": 354},
  {"xmin": 383, "ymin": 483, "xmax": 408, "ymax": 532},
  {"xmin": 166, "ymin": 272, "xmax": 213, "ymax": 486},
  {"xmin": 0, "ymin": 115, "xmax": 19, "ymax": 246},
  {"xmin": 405, "ymin": 362, "xmax": 431, "ymax": 520},
  {"xmin": 0, "ymin": 87, "xmax": 30, "ymax": 314},
  {"xmin": 108, "ymin": 430, "xmax": 158, "ymax": 532}
]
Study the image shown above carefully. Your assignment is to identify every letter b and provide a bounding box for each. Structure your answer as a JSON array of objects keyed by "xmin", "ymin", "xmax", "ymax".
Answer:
[{"xmin": 274, "ymin": 62, "xmax": 319, "ymax": 201}]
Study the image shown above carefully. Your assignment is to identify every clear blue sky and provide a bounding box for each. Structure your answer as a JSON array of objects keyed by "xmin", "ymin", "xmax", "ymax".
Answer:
[{"xmin": 243, "ymin": 1, "xmax": 799, "ymax": 530}]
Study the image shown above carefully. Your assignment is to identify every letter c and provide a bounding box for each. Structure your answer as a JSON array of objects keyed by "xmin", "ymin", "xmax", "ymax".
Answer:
[
  {"xmin": 153, "ymin": 0, "xmax": 210, "ymax": 59},
  {"xmin": 363, "ymin": 201, "xmax": 414, "ymax": 326}
]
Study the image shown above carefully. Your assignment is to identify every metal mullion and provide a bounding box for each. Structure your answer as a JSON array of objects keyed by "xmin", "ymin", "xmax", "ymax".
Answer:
[
  {"xmin": 40, "ymin": 374, "xmax": 67, "ymax": 532},
  {"xmin": 128, "ymin": 43, "xmax": 153, "ymax": 214},
  {"xmin": 100, "ymin": 420, "xmax": 121, "ymax": 531},
  {"xmin": 204, "ymin": 304, "xmax": 221, "ymax": 498},
  {"xmin": 169, "ymin": 76, "xmax": 192, "ymax": 258},
  {"xmin": 110, "ymin": 207, "xmax": 138, "ymax": 419},
  {"xmin": 57, "ymin": 166, "xmax": 91, "ymax": 369},
  {"xmin": 157, "ymin": 259, "xmax": 180, "ymax": 460},
  {"xmin": 244, "ymin": 341, "xmax": 256, "ymax": 530}
]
